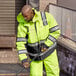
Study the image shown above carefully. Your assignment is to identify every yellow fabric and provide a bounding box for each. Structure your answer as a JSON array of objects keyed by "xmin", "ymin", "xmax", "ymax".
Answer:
[
  {"xmin": 30, "ymin": 50, "xmax": 60, "ymax": 76},
  {"xmin": 19, "ymin": 54, "xmax": 27, "ymax": 61},
  {"xmin": 16, "ymin": 9, "xmax": 60, "ymax": 66}
]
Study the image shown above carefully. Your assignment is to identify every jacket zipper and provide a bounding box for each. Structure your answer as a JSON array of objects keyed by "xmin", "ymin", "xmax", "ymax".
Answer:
[
  {"xmin": 34, "ymin": 22, "xmax": 41, "ymax": 52},
  {"xmin": 34, "ymin": 22, "xmax": 37, "ymax": 34},
  {"xmin": 34, "ymin": 22, "xmax": 39, "ymax": 41}
]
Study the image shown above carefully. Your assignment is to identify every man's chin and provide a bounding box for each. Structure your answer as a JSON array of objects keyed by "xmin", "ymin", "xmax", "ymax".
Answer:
[
  {"xmin": 27, "ymin": 20, "xmax": 30, "ymax": 22},
  {"xmin": 27, "ymin": 19, "xmax": 32, "ymax": 22},
  {"xmin": 25, "ymin": 19, "xmax": 29, "ymax": 22}
]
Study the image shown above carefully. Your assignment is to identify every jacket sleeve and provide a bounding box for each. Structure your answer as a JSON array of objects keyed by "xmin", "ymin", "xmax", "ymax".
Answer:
[
  {"xmin": 44, "ymin": 13, "xmax": 61, "ymax": 47},
  {"xmin": 16, "ymin": 23, "xmax": 28, "ymax": 63}
]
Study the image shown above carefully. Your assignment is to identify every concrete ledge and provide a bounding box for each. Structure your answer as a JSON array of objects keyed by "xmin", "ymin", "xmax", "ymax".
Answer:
[
  {"xmin": 0, "ymin": 36, "xmax": 16, "ymax": 48},
  {"xmin": 0, "ymin": 63, "xmax": 29, "ymax": 76},
  {"xmin": 57, "ymin": 36, "xmax": 76, "ymax": 53}
]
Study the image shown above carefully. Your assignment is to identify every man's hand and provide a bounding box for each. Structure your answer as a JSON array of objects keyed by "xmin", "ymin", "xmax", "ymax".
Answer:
[
  {"xmin": 40, "ymin": 43, "xmax": 48, "ymax": 52},
  {"xmin": 41, "ymin": 47, "xmax": 47, "ymax": 52},
  {"xmin": 23, "ymin": 62, "xmax": 30, "ymax": 68}
]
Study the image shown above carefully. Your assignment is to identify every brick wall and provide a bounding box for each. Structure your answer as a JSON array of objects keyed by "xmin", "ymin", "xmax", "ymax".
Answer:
[
  {"xmin": 0, "ymin": 49, "xmax": 20, "ymax": 63},
  {"xmin": 0, "ymin": 36, "xmax": 19, "ymax": 63},
  {"xmin": 0, "ymin": 0, "xmax": 15, "ymax": 35},
  {"xmin": 39, "ymin": 0, "xmax": 57, "ymax": 11},
  {"xmin": 0, "ymin": 0, "xmax": 26, "ymax": 64}
]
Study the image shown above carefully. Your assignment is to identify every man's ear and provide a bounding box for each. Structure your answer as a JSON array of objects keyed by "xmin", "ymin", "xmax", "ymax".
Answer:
[
  {"xmin": 31, "ymin": 10, "xmax": 35, "ymax": 16},
  {"xmin": 21, "ymin": 11, "xmax": 23, "ymax": 15},
  {"xmin": 31, "ymin": 10, "xmax": 33, "ymax": 14}
]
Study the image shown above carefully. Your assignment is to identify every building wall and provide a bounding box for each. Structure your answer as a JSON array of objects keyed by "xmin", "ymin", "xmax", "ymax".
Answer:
[
  {"xmin": 0, "ymin": 49, "xmax": 19, "ymax": 63},
  {"xmin": 39, "ymin": 0, "xmax": 57, "ymax": 11},
  {"xmin": 0, "ymin": 0, "xmax": 26, "ymax": 63},
  {"xmin": 58, "ymin": 0, "xmax": 76, "ymax": 10},
  {"xmin": 0, "ymin": 0, "xmax": 15, "ymax": 35},
  {"xmin": 28, "ymin": 0, "xmax": 39, "ymax": 10}
]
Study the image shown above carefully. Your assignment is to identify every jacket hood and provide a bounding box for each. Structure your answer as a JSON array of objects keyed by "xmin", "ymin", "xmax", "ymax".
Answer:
[
  {"xmin": 17, "ymin": 8, "xmax": 39, "ymax": 23},
  {"xmin": 17, "ymin": 13, "xmax": 26, "ymax": 23}
]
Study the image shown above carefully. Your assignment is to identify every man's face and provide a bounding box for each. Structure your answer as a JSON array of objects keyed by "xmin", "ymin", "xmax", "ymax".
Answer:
[{"xmin": 22, "ymin": 10, "xmax": 33, "ymax": 21}]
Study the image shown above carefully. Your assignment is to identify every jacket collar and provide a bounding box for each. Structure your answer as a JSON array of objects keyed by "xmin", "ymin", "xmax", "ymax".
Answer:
[
  {"xmin": 32, "ymin": 8, "xmax": 40, "ymax": 22},
  {"xmin": 17, "ymin": 8, "xmax": 40, "ymax": 24}
]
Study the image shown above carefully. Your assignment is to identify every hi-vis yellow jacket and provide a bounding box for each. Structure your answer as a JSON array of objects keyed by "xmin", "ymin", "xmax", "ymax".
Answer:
[{"xmin": 16, "ymin": 9, "xmax": 60, "ymax": 63}]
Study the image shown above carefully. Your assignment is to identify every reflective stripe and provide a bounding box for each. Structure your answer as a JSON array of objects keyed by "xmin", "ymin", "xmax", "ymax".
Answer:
[
  {"xmin": 28, "ymin": 42, "xmax": 57, "ymax": 59},
  {"xmin": 49, "ymin": 25, "xmax": 59, "ymax": 33},
  {"xmin": 48, "ymin": 35, "xmax": 56, "ymax": 43},
  {"xmin": 28, "ymin": 40, "xmax": 46, "ymax": 47},
  {"xmin": 28, "ymin": 42, "xmax": 38, "ymax": 47},
  {"xmin": 47, "ymin": 42, "xmax": 57, "ymax": 51},
  {"xmin": 17, "ymin": 37, "xmax": 27, "ymax": 42},
  {"xmin": 18, "ymin": 49, "xmax": 27, "ymax": 54},
  {"xmin": 39, "ymin": 40, "xmax": 45, "ymax": 44},
  {"xmin": 41, "ymin": 12, "xmax": 48, "ymax": 26}
]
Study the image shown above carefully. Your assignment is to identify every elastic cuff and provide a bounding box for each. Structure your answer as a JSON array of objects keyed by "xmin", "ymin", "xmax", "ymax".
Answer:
[
  {"xmin": 44, "ymin": 43, "xmax": 49, "ymax": 49},
  {"xmin": 22, "ymin": 58, "xmax": 28, "ymax": 63},
  {"xmin": 41, "ymin": 43, "xmax": 49, "ymax": 49}
]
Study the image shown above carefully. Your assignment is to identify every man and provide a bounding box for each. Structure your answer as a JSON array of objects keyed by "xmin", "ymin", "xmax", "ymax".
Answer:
[{"xmin": 16, "ymin": 5, "xmax": 60, "ymax": 76}]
